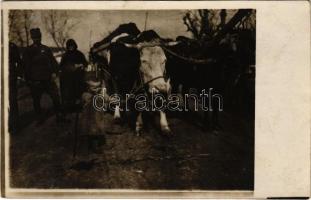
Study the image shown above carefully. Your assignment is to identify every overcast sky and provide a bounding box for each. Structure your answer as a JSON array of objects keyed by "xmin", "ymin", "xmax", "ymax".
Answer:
[
  {"xmin": 30, "ymin": 10, "xmax": 194, "ymax": 54},
  {"xmin": 27, "ymin": 10, "xmax": 238, "ymax": 55}
]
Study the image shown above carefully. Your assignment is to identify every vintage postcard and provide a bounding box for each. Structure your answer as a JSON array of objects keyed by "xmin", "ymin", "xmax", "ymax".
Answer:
[{"xmin": 0, "ymin": 1, "xmax": 310, "ymax": 198}]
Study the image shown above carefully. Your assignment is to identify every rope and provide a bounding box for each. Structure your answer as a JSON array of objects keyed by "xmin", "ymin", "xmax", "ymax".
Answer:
[{"xmin": 161, "ymin": 46, "xmax": 215, "ymax": 65}]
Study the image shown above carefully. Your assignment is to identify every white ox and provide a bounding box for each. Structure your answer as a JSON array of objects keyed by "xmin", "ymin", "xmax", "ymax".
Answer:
[{"xmin": 93, "ymin": 33, "xmax": 178, "ymax": 136}]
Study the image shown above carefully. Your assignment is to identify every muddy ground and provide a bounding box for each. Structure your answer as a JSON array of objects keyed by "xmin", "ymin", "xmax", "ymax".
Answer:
[{"xmin": 9, "ymin": 82, "xmax": 254, "ymax": 190}]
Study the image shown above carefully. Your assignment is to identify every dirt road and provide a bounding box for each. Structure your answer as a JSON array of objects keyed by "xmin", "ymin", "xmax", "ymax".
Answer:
[{"xmin": 10, "ymin": 85, "xmax": 254, "ymax": 190}]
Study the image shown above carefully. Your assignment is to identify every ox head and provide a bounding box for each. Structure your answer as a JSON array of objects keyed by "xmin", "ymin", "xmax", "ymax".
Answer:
[
  {"xmin": 139, "ymin": 45, "xmax": 169, "ymax": 94},
  {"xmin": 124, "ymin": 42, "xmax": 171, "ymax": 94},
  {"xmin": 123, "ymin": 31, "xmax": 179, "ymax": 94},
  {"xmin": 90, "ymin": 22, "xmax": 141, "ymax": 66}
]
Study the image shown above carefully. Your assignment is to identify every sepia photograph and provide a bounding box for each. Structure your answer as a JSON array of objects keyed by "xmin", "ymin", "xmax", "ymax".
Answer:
[
  {"xmin": 1, "ymin": 0, "xmax": 311, "ymax": 198},
  {"xmin": 6, "ymin": 8, "xmax": 256, "ymax": 191}
]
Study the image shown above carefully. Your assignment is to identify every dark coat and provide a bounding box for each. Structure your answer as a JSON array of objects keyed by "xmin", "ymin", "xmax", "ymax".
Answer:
[
  {"xmin": 9, "ymin": 42, "xmax": 21, "ymax": 129},
  {"xmin": 60, "ymin": 49, "xmax": 88, "ymax": 107},
  {"xmin": 9, "ymin": 42, "xmax": 22, "ymax": 84},
  {"xmin": 23, "ymin": 43, "xmax": 58, "ymax": 81},
  {"xmin": 59, "ymin": 50, "xmax": 87, "ymax": 72}
]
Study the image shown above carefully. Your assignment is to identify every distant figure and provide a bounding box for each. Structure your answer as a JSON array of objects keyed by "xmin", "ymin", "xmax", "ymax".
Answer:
[
  {"xmin": 9, "ymin": 42, "xmax": 22, "ymax": 132},
  {"xmin": 60, "ymin": 39, "xmax": 87, "ymax": 117},
  {"xmin": 23, "ymin": 28, "xmax": 61, "ymax": 124}
]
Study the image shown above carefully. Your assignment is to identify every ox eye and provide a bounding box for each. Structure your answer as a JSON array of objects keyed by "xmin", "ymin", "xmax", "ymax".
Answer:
[{"xmin": 141, "ymin": 60, "xmax": 151, "ymax": 69}]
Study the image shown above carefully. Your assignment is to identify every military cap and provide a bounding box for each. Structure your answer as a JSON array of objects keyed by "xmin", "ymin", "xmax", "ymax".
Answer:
[{"xmin": 30, "ymin": 28, "xmax": 41, "ymax": 39}]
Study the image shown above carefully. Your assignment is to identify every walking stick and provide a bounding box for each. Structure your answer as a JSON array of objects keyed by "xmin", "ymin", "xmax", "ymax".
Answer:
[{"xmin": 73, "ymin": 110, "xmax": 80, "ymax": 159}]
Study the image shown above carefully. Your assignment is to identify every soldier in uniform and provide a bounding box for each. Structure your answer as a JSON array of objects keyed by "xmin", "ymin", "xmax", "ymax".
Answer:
[
  {"xmin": 9, "ymin": 42, "xmax": 22, "ymax": 133},
  {"xmin": 23, "ymin": 28, "xmax": 61, "ymax": 124}
]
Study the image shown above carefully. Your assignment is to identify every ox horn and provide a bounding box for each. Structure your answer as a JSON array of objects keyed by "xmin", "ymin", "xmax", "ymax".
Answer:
[
  {"xmin": 111, "ymin": 33, "xmax": 130, "ymax": 43},
  {"xmin": 122, "ymin": 42, "xmax": 140, "ymax": 49},
  {"xmin": 122, "ymin": 40, "xmax": 180, "ymax": 49},
  {"xmin": 122, "ymin": 42, "xmax": 158, "ymax": 49},
  {"xmin": 92, "ymin": 43, "xmax": 110, "ymax": 53},
  {"xmin": 163, "ymin": 41, "xmax": 180, "ymax": 46}
]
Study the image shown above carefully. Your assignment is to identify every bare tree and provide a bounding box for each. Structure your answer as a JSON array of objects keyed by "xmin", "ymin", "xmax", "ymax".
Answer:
[
  {"xmin": 22, "ymin": 11, "xmax": 32, "ymax": 45},
  {"xmin": 9, "ymin": 10, "xmax": 33, "ymax": 46},
  {"xmin": 235, "ymin": 10, "xmax": 256, "ymax": 31},
  {"xmin": 42, "ymin": 11, "xmax": 76, "ymax": 49},
  {"xmin": 183, "ymin": 10, "xmax": 219, "ymax": 41},
  {"xmin": 183, "ymin": 9, "xmax": 256, "ymax": 41}
]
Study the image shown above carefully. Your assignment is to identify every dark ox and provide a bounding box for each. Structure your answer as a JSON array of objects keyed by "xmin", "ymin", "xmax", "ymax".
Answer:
[
  {"xmin": 91, "ymin": 25, "xmax": 174, "ymax": 136},
  {"xmin": 165, "ymin": 33, "xmax": 250, "ymax": 130}
]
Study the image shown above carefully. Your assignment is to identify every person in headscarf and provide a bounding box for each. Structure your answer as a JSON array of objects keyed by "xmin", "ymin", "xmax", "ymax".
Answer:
[
  {"xmin": 22, "ymin": 28, "xmax": 61, "ymax": 125},
  {"xmin": 60, "ymin": 39, "xmax": 88, "ymax": 118}
]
